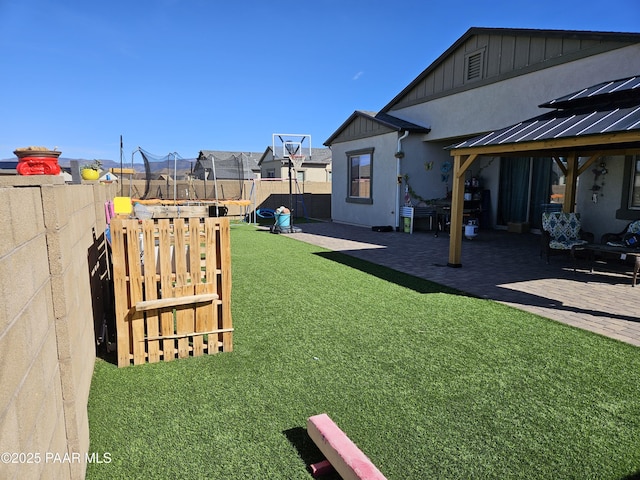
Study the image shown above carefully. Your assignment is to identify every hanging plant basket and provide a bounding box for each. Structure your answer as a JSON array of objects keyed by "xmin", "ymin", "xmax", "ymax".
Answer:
[{"xmin": 14, "ymin": 147, "xmax": 61, "ymax": 176}]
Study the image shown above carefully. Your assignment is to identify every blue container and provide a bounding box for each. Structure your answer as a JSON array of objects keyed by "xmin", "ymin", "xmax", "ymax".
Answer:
[{"xmin": 275, "ymin": 213, "xmax": 291, "ymax": 228}]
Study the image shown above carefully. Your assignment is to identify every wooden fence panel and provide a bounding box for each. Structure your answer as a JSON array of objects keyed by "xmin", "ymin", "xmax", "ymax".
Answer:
[{"xmin": 110, "ymin": 217, "xmax": 233, "ymax": 367}]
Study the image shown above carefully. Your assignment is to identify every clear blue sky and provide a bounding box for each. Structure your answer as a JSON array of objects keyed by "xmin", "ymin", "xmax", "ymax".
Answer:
[{"xmin": 1, "ymin": 0, "xmax": 639, "ymax": 161}]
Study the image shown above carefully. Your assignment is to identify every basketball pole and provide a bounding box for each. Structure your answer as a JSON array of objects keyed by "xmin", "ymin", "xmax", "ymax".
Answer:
[
  {"xmin": 273, "ymin": 134, "xmax": 311, "ymax": 233},
  {"xmin": 288, "ymin": 155, "xmax": 293, "ymax": 231}
]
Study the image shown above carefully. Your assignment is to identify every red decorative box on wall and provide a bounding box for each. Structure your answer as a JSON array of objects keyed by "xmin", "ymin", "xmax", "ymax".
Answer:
[{"xmin": 14, "ymin": 147, "xmax": 62, "ymax": 175}]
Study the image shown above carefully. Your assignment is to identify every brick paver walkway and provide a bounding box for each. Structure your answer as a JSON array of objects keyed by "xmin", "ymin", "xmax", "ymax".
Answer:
[{"xmin": 283, "ymin": 221, "xmax": 640, "ymax": 347}]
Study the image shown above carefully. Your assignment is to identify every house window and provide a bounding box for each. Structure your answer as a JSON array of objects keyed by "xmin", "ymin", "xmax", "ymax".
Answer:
[
  {"xmin": 614, "ymin": 155, "xmax": 640, "ymax": 220},
  {"xmin": 464, "ymin": 49, "xmax": 484, "ymax": 83},
  {"xmin": 347, "ymin": 148, "xmax": 373, "ymax": 204},
  {"xmin": 266, "ymin": 169, "xmax": 275, "ymax": 178},
  {"xmin": 296, "ymin": 170, "xmax": 305, "ymax": 182}
]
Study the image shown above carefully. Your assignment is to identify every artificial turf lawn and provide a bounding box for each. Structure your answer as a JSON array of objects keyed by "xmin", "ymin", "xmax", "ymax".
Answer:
[{"xmin": 87, "ymin": 224, "xmax": 640, "ymax": 479}]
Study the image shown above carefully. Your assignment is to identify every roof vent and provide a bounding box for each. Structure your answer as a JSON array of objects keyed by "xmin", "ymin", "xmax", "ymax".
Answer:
[{"xmin": 465, "ymin": 50, "xmax": 484, "ymax": 82}]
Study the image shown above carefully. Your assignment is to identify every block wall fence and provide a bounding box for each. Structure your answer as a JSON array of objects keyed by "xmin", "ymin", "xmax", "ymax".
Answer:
[
  {"xmin": 0, "ymin": 176, "xmax": 118, "ymax": 480},
  {"xmin": 0, "ymin": 175, "xmax": 329, "ymax": 479}
]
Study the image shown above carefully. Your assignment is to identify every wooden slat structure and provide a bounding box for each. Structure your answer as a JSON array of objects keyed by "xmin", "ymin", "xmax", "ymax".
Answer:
[{"xmin": 110, "ymin": 217, "xmax": 233, "ymax": 367}]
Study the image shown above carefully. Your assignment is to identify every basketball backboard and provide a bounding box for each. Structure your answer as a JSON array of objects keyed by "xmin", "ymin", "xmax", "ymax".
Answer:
[{"xmin": 272, "ymin": 134, "xmax": 312, "ymax": 160}]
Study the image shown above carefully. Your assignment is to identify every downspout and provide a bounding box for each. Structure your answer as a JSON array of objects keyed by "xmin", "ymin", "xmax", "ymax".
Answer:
[{"xmin": 396, "ymin": 130, "xmax": 410, "ymax": 231}]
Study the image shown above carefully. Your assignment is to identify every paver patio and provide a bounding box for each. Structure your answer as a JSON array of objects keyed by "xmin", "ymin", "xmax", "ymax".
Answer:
[{"xmin": 284, "ymin": 221, "xmax": 640, "ymax": 347}]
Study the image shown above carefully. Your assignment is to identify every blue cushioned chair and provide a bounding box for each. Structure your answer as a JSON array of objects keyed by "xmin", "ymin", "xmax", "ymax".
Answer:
[
  {"xmin": 541, "ymin": 212, "xmax": 593, "ymax": 263},
  {"xmin": 601, "ymin": 219, "xmax": 640, "ymax": 245}
]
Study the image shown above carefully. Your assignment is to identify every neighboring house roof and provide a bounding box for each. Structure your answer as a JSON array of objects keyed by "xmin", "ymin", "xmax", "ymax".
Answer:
[
  {"xmin": 324, "ymin": 110, "xmax": 431, "ymax": 146},
  {"xmin": 196, "ymin": 150, "xmax": 262, "ymax": 179},
  {"xmin": 448, "ymin": 75, "xmax": 640, "ymax": 151},
  {"xmin": 258, "ymin": 146, "xmax": 332, "ymax": 166},
  {"xmin": 381, "ymin": 27, "xmax": 640, "ymax": 114},
  {"xmin": 0, "ymin": 161, "xmax": 18, "ymax": 174}
]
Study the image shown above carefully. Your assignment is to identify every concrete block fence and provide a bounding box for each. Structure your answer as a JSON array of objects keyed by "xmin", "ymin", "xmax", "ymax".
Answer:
[{"xmin": 0, "ymin": 176, "xmax": 117, "ymax": 480}]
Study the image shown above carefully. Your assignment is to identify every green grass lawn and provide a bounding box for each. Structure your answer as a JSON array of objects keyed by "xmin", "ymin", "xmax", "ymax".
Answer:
[{"xmin": 87, "ymin": 224, "xmax": 640, "ymax": 479}]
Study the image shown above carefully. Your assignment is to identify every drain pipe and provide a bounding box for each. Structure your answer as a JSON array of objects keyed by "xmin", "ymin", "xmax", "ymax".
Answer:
[{"xmin": 395, "ymin": 130, "xmax": 409, "ymax": 230}]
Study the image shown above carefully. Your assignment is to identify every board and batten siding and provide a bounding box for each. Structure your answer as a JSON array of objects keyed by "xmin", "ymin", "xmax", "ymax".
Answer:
[
  {"xmin": 390, "ymin": 31, "xmax": 634, "ymax": 110},
  {"xmin": 330, "ymin": 114, "xmax": 396, "ymax": 145}
]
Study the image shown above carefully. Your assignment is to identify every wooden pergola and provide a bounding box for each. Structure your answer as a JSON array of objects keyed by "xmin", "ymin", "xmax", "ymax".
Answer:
[
  {"xmin": 446, "ymin": 130, "xmax": 640, "ymax": 267},
  {"xmin": 445, "ymin": 76, "xmax": 640, "ymax": 267}
]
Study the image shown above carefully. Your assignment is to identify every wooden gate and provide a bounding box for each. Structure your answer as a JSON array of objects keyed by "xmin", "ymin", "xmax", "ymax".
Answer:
[{"xmin": 110, "ymin": 217, "xmax": 233, "ymax": 367}]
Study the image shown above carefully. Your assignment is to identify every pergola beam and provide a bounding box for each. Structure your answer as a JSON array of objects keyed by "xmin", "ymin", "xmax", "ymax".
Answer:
[
  {"xmin": 552, "ymin": 155, "xmax": 568, "ymax": 176},
  {"xmin": 449, "ymin": 131, "xmax": 640, "ymax": 158},
  {"xmin": 577, "ymin": 151, "xmax": 607, "ymax": 176}
]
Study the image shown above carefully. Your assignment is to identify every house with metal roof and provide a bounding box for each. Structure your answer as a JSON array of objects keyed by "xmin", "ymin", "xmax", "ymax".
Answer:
[{"xmin": 324, "ymin": 27, "xmax": 640, "ymax": 241}]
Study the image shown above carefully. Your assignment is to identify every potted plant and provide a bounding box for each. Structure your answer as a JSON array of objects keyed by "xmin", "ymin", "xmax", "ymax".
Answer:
[
  {"xmin": 81, "ymin": 160, "xmax": 102, "ymax": 180},
  {"xmin": 14, "ymin": 146, "xmax": 62, "ymax": 175}
]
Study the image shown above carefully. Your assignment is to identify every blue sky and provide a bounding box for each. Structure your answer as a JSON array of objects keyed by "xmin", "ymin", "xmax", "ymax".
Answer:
[{"xmin": 1, "ymin": 0, "xmax": 639, "ymax": 161}]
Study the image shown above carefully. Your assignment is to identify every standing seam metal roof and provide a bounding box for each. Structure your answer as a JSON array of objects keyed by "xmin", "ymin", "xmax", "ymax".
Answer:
[{"xmin": 449, "ymin": 75, "xmax": 640, "ymax": 150}]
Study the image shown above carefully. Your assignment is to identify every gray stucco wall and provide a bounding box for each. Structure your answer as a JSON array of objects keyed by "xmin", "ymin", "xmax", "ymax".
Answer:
[
  {"xmin": 331, "ymin": 132, "xmax": 399, "ymax": 227},
  {"xmin": 330, "ymin": 44, "xmax": 640, "ymax": 232},
  {"xmin": 393, "ymin": 44, "xmax": 640, "ymax": 142},
  {"xmin": 576, "ymin": 155, "xmax": 633, "ymax": 242}
]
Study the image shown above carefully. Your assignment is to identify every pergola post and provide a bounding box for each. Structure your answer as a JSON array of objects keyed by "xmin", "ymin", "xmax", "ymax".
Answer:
[
  {"xmin": 563, "ymin": 152, "xmax": 578, "ymax": 213},
  {"xmin": 448, "ymin": 154, "xmax": 477, "ymax": 267}
]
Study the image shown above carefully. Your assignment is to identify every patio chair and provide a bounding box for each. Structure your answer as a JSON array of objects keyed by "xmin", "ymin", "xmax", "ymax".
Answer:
[
  {"xmin": 601, "ymin": 219, "xmax": 640, "ymax": 246},
  {"xmin": 541, "ymin": 212, "xmax": 593, "ymax": 263}
]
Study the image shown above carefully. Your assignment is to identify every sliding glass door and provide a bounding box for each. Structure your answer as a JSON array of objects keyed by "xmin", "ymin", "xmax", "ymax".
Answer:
[{"xmin": 497, "ymin": 157, "xmax": 562, "ymax": 230}]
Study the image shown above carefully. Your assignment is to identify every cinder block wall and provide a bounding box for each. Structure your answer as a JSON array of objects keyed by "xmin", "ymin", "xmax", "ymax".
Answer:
[{"xmin": 0, "ymin": 176, "xmax": 117, "ymax": 480}]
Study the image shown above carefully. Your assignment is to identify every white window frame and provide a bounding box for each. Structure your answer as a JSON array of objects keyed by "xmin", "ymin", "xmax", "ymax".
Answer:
[{"xmin": 346, "ymin": 148, "xmax": 373, "ymax": 204}]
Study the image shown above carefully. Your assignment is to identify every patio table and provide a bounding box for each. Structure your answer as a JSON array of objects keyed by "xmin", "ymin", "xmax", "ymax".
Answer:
[{"xmin": 572, "ymin": 243, "xmax": 640, "ymax": 286}]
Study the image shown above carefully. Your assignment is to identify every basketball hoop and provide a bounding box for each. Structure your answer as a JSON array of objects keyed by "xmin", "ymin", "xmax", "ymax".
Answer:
[{"xmin": 289, "ymin": 155, "xmax": 305, "ymax": 169}]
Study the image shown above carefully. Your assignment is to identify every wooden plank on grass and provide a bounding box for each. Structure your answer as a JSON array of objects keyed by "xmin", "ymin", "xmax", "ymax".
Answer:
[
  {"xmin": 143, "ymin": 219, "xmax": 160, "ymax": 363},
  {"xmin": 307, "ymin": 414, "xmax": 387, "ymax": 480}
]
